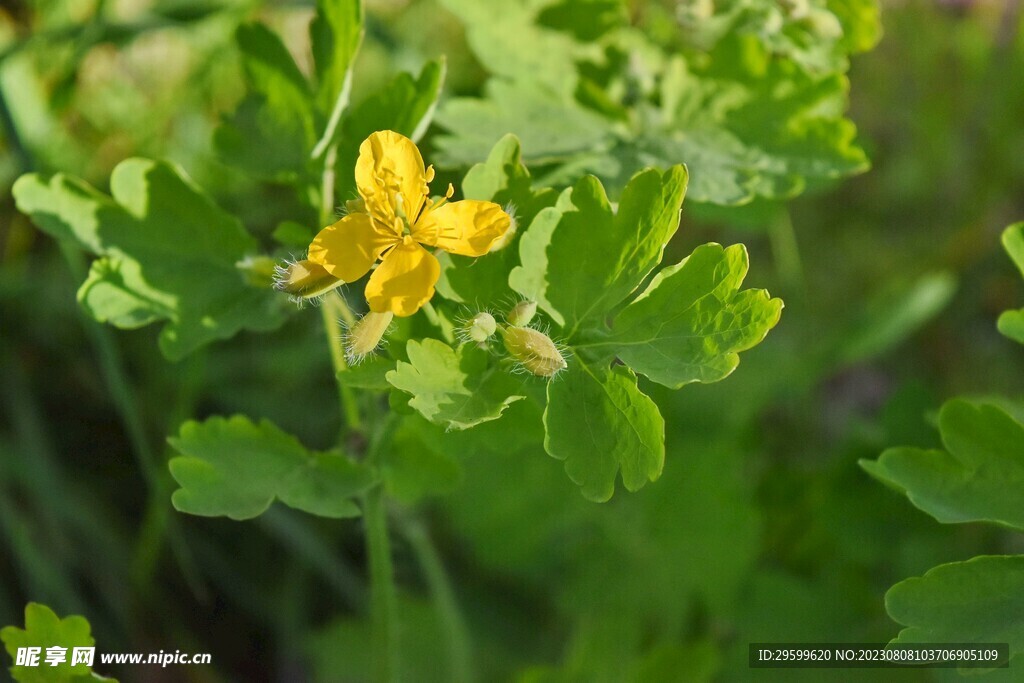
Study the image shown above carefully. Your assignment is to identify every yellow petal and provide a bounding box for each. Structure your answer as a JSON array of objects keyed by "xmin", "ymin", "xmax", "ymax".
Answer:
[
  {"xmin": 414, "ymin": 200, "xmax": 511, "ymax": 257},
  {"xmin": 365, "ymin": 237, "xmax": 440, "ymax": 317},
  {"xmin": 355, "ymin": 130, "xmax": 430, "ymax": 224},
  {"xmin": 307, "ymin": 213, "xmax": 397, "ymax": 282}
]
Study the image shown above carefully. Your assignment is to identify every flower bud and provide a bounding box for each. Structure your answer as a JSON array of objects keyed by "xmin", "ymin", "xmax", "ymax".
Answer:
[
  {"xmin": 346, "ymin": 311, "xmax": 394, "ymax": 362},
  {"xmin": 487, "ymin": 204, "xmax": 517, "ymax": 253},
  {"xmin": 238, "ymin": 255, "xmax": 279, "ymax": 287},
  {"xmin": 676, "ymin": 0, "xmax": 713, "ymax": 25},
  {"xmin": 501, "ymin": 326, "xmax": 567, "ymax": 378},
  {"xmin": 505, "ymin": 300, "xmax": 537, "ymax": 327},
  {"xmin": 779, "ymin": 0, "xmax": 809, "ymax": 18},
  {"xmin": 465, "ymin": 312, "xmax": 497, "ymax": 343},
  {"xmin": 802, "ymin": 9, "xmax": 842, "ymax": 39},
  {"xmin": 274, "ymin": 259, "xmax": 344, "ymax": 299},
  {"xmin": 345, "ymin": 197, "xmax": 366, "ymax": 215}
]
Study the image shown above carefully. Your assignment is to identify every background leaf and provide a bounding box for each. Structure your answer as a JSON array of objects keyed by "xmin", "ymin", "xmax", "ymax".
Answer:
[
  {"xmin": 1, "ymin": 603, "xmax": 114, "ymax": 683},
  {"xmin": 887, "ymin": 556, "xmax": 1024, "ymax": 662},
  {"xmin": 434, "ymin": 0, "xmax": 871, "ymax": 208},
  {"xmin": 310, "ymin": 0, "xmax": 363, "ymax": 115},
  {"xmin": 861, "ymin": 399, "xmax": 1024, "ymax": 531},
  {"xmin": 168, "ymin": 415, "xmax": 375, "ymax": 520},
  {"xmin": 435, "ymin": 0, "xmax": 585, "ymax": 97},
  {"xmin": 336, "ymin": 356, "xmax": 395, "ymax": 391},
  {"xmin": 213, "ymin": 23, "xmax": 316, "ymax": 181},
  {"xmin": 999, "ymin": 222, "xmax": 1024, "ymax": 344},
  {"xmin": 381, "ymin": 418, "xmax": 464, "ymax": 504},
  {"xmin": 434, "ymin": 80, "xmax": 611, "ymax": 168},
  {"xmin": 13, "ymin": 159, "xmax": 286, "ymax": 360},
  {"xmin": 834, "ymin": 271, "xmax": 957, "ymax": 366}
]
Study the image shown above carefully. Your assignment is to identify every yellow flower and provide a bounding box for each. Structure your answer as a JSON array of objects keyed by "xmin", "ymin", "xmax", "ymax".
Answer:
[{"xmin": 307, "ymin": 131, "xmax": 511, "ymax": 316}]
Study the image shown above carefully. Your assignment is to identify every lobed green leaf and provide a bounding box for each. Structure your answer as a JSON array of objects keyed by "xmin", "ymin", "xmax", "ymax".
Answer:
[
  {"xmin": 510, "ymin": 166, "xmax": 688, "ymax": 335},
  {"xmin": 544, "ymin": 359, "xmax": 664, "ymax": 502},
  {"xmin": 437, "ymin": 134, "xmax": 559, "ymax": 309},
  {"xmin": 592, "ymin": 243, "xmax": 783, "ymax": 388},
  {"xmin": 386, "ymin": 339, "xmax": 526, "ymax": 430},
  {"xmin": 168, "ymin": 415, "xmax": 375, "ymax": 520}
]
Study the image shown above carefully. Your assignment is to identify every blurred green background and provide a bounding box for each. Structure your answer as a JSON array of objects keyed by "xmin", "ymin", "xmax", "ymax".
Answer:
[{"xmin": 1, "ymin": 0, "xmax": 1023, "ymax": 681}]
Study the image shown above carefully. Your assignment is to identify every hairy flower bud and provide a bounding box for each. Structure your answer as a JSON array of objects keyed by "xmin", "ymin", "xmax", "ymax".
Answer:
[
  {"xmin": 802, "ymin": 8, "xmax": 842, "ymax": 39},
  {"xmin": 487, "ymin": 204, "xmax": 517, "ymax": 253},
  {"xmin": 676, "ymin": 0, "xmax": 713, "ymax": 25},
  {"xmin": 501, "ymin": 326, "xmax": 567, "ymax": 378},
  {"xmin": 274, "ymin": 259, "xmax": 344, "ymax": 299},
  {"xmin": 465, "ymin": 312, "xmax": 497, "ymax": 343},
  {"xmin": 238, "ymin": 255, "xmax": 279, "ymax": 287},
  {"xmin": 346, "ymin": 311, "xmax": 394, "ymax": 362},
  {"xmin": 779, "ymin": 0, "xmax": 809, "ymax": 18},
  {"xmin": 345, "ymin": 197, "xmax": 366, "ymax": 215},
  {"xmin": 505, "ymin": 300, "xmax": 537, "ymax": 327}
]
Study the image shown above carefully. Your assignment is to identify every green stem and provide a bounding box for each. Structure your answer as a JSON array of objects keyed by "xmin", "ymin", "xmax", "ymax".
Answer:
[
  {"xmin": 321, "ymin": 304, "xmax": 398, "ymax": 681},
  {"xmin": 317, "ymin": 138, "xmax": 362, "ymax": 433},
  {"xmin": 768, "ymin": 209, "xmax": 805, "ymax": 295},
  {"xmin": 311, "ymin": 69, "xmax": 355, "ymax": 160},
  {"xmin": 321, "ymin": 295, "xmax": 362, "ymax": 432},
  {"xmin": 364, "ymin": 482, "xmax": 399, "ymax": 683},
  {"xmin": 401, "ymin": 515, "xmax": 473, "ymax": 683},
  {"xmin": 58, "ymin": 245, "xmax": 204, "ymax": 594},
  {"xmin": 317, "ymin": 127, "xmax": 398, "ymax": 681}
]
